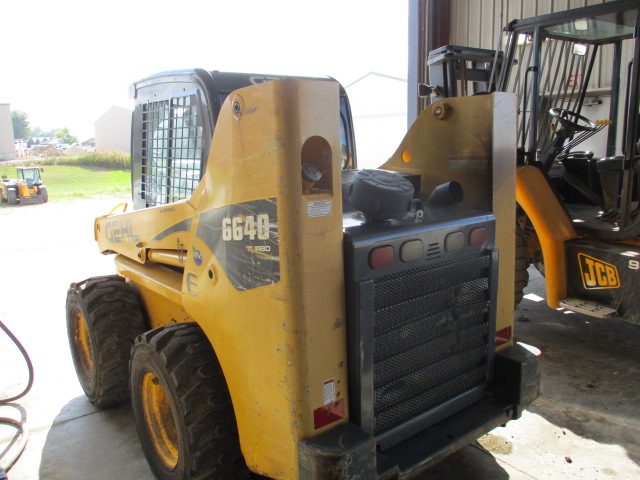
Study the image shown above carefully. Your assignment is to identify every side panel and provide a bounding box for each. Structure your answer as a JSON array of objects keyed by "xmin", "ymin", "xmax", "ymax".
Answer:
[{"xmin": 182, "ymin": 80, "xmax": 348, "ymax": 479}]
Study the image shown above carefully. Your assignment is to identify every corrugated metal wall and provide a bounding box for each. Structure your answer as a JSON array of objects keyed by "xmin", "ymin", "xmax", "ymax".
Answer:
[
  {"xmin": 449, "ymin": 0, "xmax": 610, "ymax": 50},
  {"xmin": 446, "ymin": 0, "xmax": 634, "ymax": 157},
  {"xmin": 448, "ymin": 0, "xmax": 630, "ymax": 92}
]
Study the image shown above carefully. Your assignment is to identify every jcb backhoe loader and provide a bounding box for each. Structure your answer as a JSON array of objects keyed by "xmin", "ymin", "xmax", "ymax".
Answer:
[
  {"xmin": 0, "ymin": 167, "xmax": 48, "ymax": 205},
  {"xmin": 66, "ymin": 70, "xmax": 539, "ymax": 479},
  {"xmin": 421, "ymin": 0, "xmax": 640, "ymax": 325}
]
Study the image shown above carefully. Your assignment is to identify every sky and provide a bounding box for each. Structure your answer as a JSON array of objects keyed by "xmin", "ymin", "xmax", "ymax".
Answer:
[{"xmin": 1, "ymin": 0, "xmax": 408, "ymax": 141}]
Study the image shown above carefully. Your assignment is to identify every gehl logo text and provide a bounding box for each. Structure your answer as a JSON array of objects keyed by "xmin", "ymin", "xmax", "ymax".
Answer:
[
  {"xmin": 105, "ymin": 218, "xmax": 139, "ymax": 243},
  {"xmin": 578, "ymin": 253, "xmax": 620, "ymax": 289}
]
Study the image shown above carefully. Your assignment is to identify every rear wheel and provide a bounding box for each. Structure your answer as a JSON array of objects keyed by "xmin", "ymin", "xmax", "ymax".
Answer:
[
  {"xmin": 66, "ymin": 275, "xmax": 146, "ymax": 408},
  {"xmin": 7, "ymin": 189, "xmax": 17, "ymax": 205},
  {"xmin": 515, "ymin": 226, "xmax": 530, "ymax": 307},
  {"xmin": 38, "ymin": 185, "xmax": 48, "ymax": 203},
  {"xmin": 130, "ymin": 323, "xmax": 250, "ymax": 480}
]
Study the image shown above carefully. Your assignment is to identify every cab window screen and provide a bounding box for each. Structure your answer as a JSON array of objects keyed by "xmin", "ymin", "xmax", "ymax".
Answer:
[{"xmin": 141, "ymin": 94, "xmax": 204, "ymax": 207}]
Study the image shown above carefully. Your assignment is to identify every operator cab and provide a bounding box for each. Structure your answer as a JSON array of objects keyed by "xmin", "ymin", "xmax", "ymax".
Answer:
[
  {"xmin": 18, "ymin": 167, "xmax": 43, "ymax": 188},
  {"xmin": 495, "ymin": 1, "xmax": 640, "ymax": 239},
  {"xmin": 129, "ymin": 70, "xmax": 357, "ymax": 210}
]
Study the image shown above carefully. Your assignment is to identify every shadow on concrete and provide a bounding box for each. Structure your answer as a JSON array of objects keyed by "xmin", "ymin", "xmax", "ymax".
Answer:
[
  {"xmin": 38, "ymin": 397, "xmax": 512, "ymax": 480},
  {"xmin": 515, "ymin": 268, "xmax": 640, "ymax": 465},
  {"xmin": 38, "ymin": 396, "xmax": 154, "ymax": 480},
  {"xmin": 415, "ymin": 441, "xmax": 511, "ymax": 479}
]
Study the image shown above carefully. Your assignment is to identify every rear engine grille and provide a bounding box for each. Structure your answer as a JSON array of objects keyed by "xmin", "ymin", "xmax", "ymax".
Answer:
[{"xmin": 372, "ymin": 253, "xmax": 491, "ymax": 434}]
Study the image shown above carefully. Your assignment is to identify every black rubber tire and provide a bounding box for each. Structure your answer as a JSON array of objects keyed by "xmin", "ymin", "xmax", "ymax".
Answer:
[
  {"xmin": 515, "ymin": 226, "xmax": 530, "ymax": 307},
  {"xmin": 130, "ymin": 323, "xmax": 251, "ymax": 480},
  {"xmin": 38, "ymin": 185, "xmax": 48, "ymax": 203},
  {"xmin": 66, "ymin": 275, "xmax": 146, "ymax": 408},
  {"xmin": 534, "ymin": 258, "xmax": 545, "ymax": 277},
  {"xmin": 7, "ymin": 189, "xmax": 17, "ymax": 205}
]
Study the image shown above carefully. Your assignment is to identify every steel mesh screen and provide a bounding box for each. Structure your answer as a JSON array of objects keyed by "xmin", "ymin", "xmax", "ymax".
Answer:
[
  {"xmin": 372, "ymin": 253, "xmax": 491, "ymax": 433},
  {"xmin": 141, "ymin": 95, "xmax": 204, "ymax": 207}
]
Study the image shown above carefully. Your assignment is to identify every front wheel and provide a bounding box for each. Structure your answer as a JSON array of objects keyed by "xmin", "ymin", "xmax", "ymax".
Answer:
[
  {"xmin": 66, "ymin": 275, "xmax": 146, "ymax": 408},
  {"xmin": 7, "ymin": 189, "xmax": 17, "ymax": 205},
  {"xmin": 130, "ymin": 323, "xmax": 251, "ymax": 480},
  {"xmin": 38, "ymin": 185, "xmax": 48, "ymax": 203}
]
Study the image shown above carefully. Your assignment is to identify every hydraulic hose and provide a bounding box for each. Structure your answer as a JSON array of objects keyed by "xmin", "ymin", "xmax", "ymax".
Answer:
[{"xmin": 0, "ymin": 319, "xmax": 34, "ymax": 474}]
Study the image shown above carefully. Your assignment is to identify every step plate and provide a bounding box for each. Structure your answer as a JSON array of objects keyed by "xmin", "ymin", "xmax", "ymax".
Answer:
[{"xmin": 559, "ymin": 298, "xmax": 617, "ymax": 318}]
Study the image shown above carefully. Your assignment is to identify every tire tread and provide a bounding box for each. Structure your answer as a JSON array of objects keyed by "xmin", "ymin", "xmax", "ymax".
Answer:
[
  {"xmin": 133, "ymin": 323, "xmax": 251, "ymax": 480},
  {"xmin": 66, "ymin": 275, "xmax": 145, "ymax": 408}
]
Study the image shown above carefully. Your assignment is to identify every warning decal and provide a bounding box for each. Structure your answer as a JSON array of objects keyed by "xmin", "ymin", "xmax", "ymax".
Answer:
[
  {"xmin": 307, "ymin": 200, "xmax": 332, "ymax": 218},
  {"xmin": 322, "ymin": 378, "xmax": 335, "ymax": 405}
]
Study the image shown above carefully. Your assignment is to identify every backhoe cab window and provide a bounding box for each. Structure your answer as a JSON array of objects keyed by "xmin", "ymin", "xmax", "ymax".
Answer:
[
  {"xmin": 20, "ymin": 168, "xmax": 41, "ymax": 186},
  {"xmin": 141, "ymin": 94, "xmax": 203, "ymax": 207}
]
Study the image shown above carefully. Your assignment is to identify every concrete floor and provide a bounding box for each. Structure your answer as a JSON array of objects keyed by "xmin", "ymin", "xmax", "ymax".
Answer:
[{"xmin": 0, "ymin": 196, "xmax": 639, "ymax": 479}]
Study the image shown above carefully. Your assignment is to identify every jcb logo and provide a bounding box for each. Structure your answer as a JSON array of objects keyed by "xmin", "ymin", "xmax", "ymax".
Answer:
[{"xmin": 578, "ymin": 254, "xmax": 620, "ymax": 289}]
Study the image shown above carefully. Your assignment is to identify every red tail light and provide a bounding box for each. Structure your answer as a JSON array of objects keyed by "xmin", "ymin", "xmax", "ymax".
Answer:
[
  {"xmin": 369, "ymin": 245, "xmax": 394, "ymax": 269},
  {"xmin": 495, "ymin": 326, "xmax": 513, "ymax": 346},
  {"xmin": 468, "ymin": 227, "xmax": 488, "ymax": 247}
]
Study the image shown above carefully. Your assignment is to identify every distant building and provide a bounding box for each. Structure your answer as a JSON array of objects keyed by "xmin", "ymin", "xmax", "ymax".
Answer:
[
  {"xmin": 0, "ymin": 103, "xmax": 16, "ymax": 161},
  {"xmin": 14, "ymin": 139, "xmax": 26, "ymax": 157},
  {"xmin": 94, "ymin": 105, "xmax": 132, "ymax": 152},
  {"xmin": 345, "ymin": 73, "xmax": 407, "ymax": 170}
]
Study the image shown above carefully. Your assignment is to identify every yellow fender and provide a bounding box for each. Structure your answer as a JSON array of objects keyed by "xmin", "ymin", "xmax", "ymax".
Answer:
[{"xmin": 516, "ymin": 166, "xmax": 579, "ymax": 307}]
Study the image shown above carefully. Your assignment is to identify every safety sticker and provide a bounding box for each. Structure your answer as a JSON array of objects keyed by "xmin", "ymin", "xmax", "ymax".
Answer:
[
  {"xmin": 322, "ymin": 378, "xmax": 335, "ymax": 405},
  {"xmin": 308, "ymin": 200, "xmax": 332, "ymax": 218}
]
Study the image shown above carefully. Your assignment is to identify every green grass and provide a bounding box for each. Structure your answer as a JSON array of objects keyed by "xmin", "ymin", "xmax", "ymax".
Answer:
[
  {"xmin": 0, "ymin": 165, "xmax": 131, "ymax": 201},
  {"xmin": 33, "ymin": 151, "xmax": 130, "ymax": 169}
]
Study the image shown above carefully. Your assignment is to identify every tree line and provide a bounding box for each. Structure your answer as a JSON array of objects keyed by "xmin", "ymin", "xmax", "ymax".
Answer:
[{"xmin": 11, "ymin": 110, "xmax": 79, "ymax": 145}]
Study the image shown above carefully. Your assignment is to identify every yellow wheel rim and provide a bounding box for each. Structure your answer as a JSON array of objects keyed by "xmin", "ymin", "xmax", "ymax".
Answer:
[
  {"xmin": 73, "ymin": 311, "xmax": 94, "ymax": 379},
  {"xmin": 141, "ymin": 373, "xmax": 179, "ymax": 469}
]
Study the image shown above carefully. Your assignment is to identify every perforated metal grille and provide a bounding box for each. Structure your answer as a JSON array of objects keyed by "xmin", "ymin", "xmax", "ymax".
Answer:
[
  {"xmin": 372, "ymin": 253, "xmax": 491, "ymax": 434},
  {"xmin": 141, "ymin": 94, "xmax": 204, "ymax": 207}
]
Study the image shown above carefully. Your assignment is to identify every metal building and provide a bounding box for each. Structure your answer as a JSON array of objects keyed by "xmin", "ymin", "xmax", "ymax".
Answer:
[{"xmin": 0, "ymin": 103, "xmax": 16, "ymax": 161}]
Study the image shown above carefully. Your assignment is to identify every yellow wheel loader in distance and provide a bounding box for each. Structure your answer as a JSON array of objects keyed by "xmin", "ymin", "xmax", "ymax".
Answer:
[
  {"xmin": 66, "ymin": 69, "xmax": 539, "ymax": 479},
  {"xmin": 0, "ymin": 167, "xmax": 48, "ymax": 205}
]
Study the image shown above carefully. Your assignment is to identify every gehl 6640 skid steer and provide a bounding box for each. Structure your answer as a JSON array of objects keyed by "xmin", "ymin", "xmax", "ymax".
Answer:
[{"xmin": 66, "ymin": 70, "xmax": 539, "ymax": 479}]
